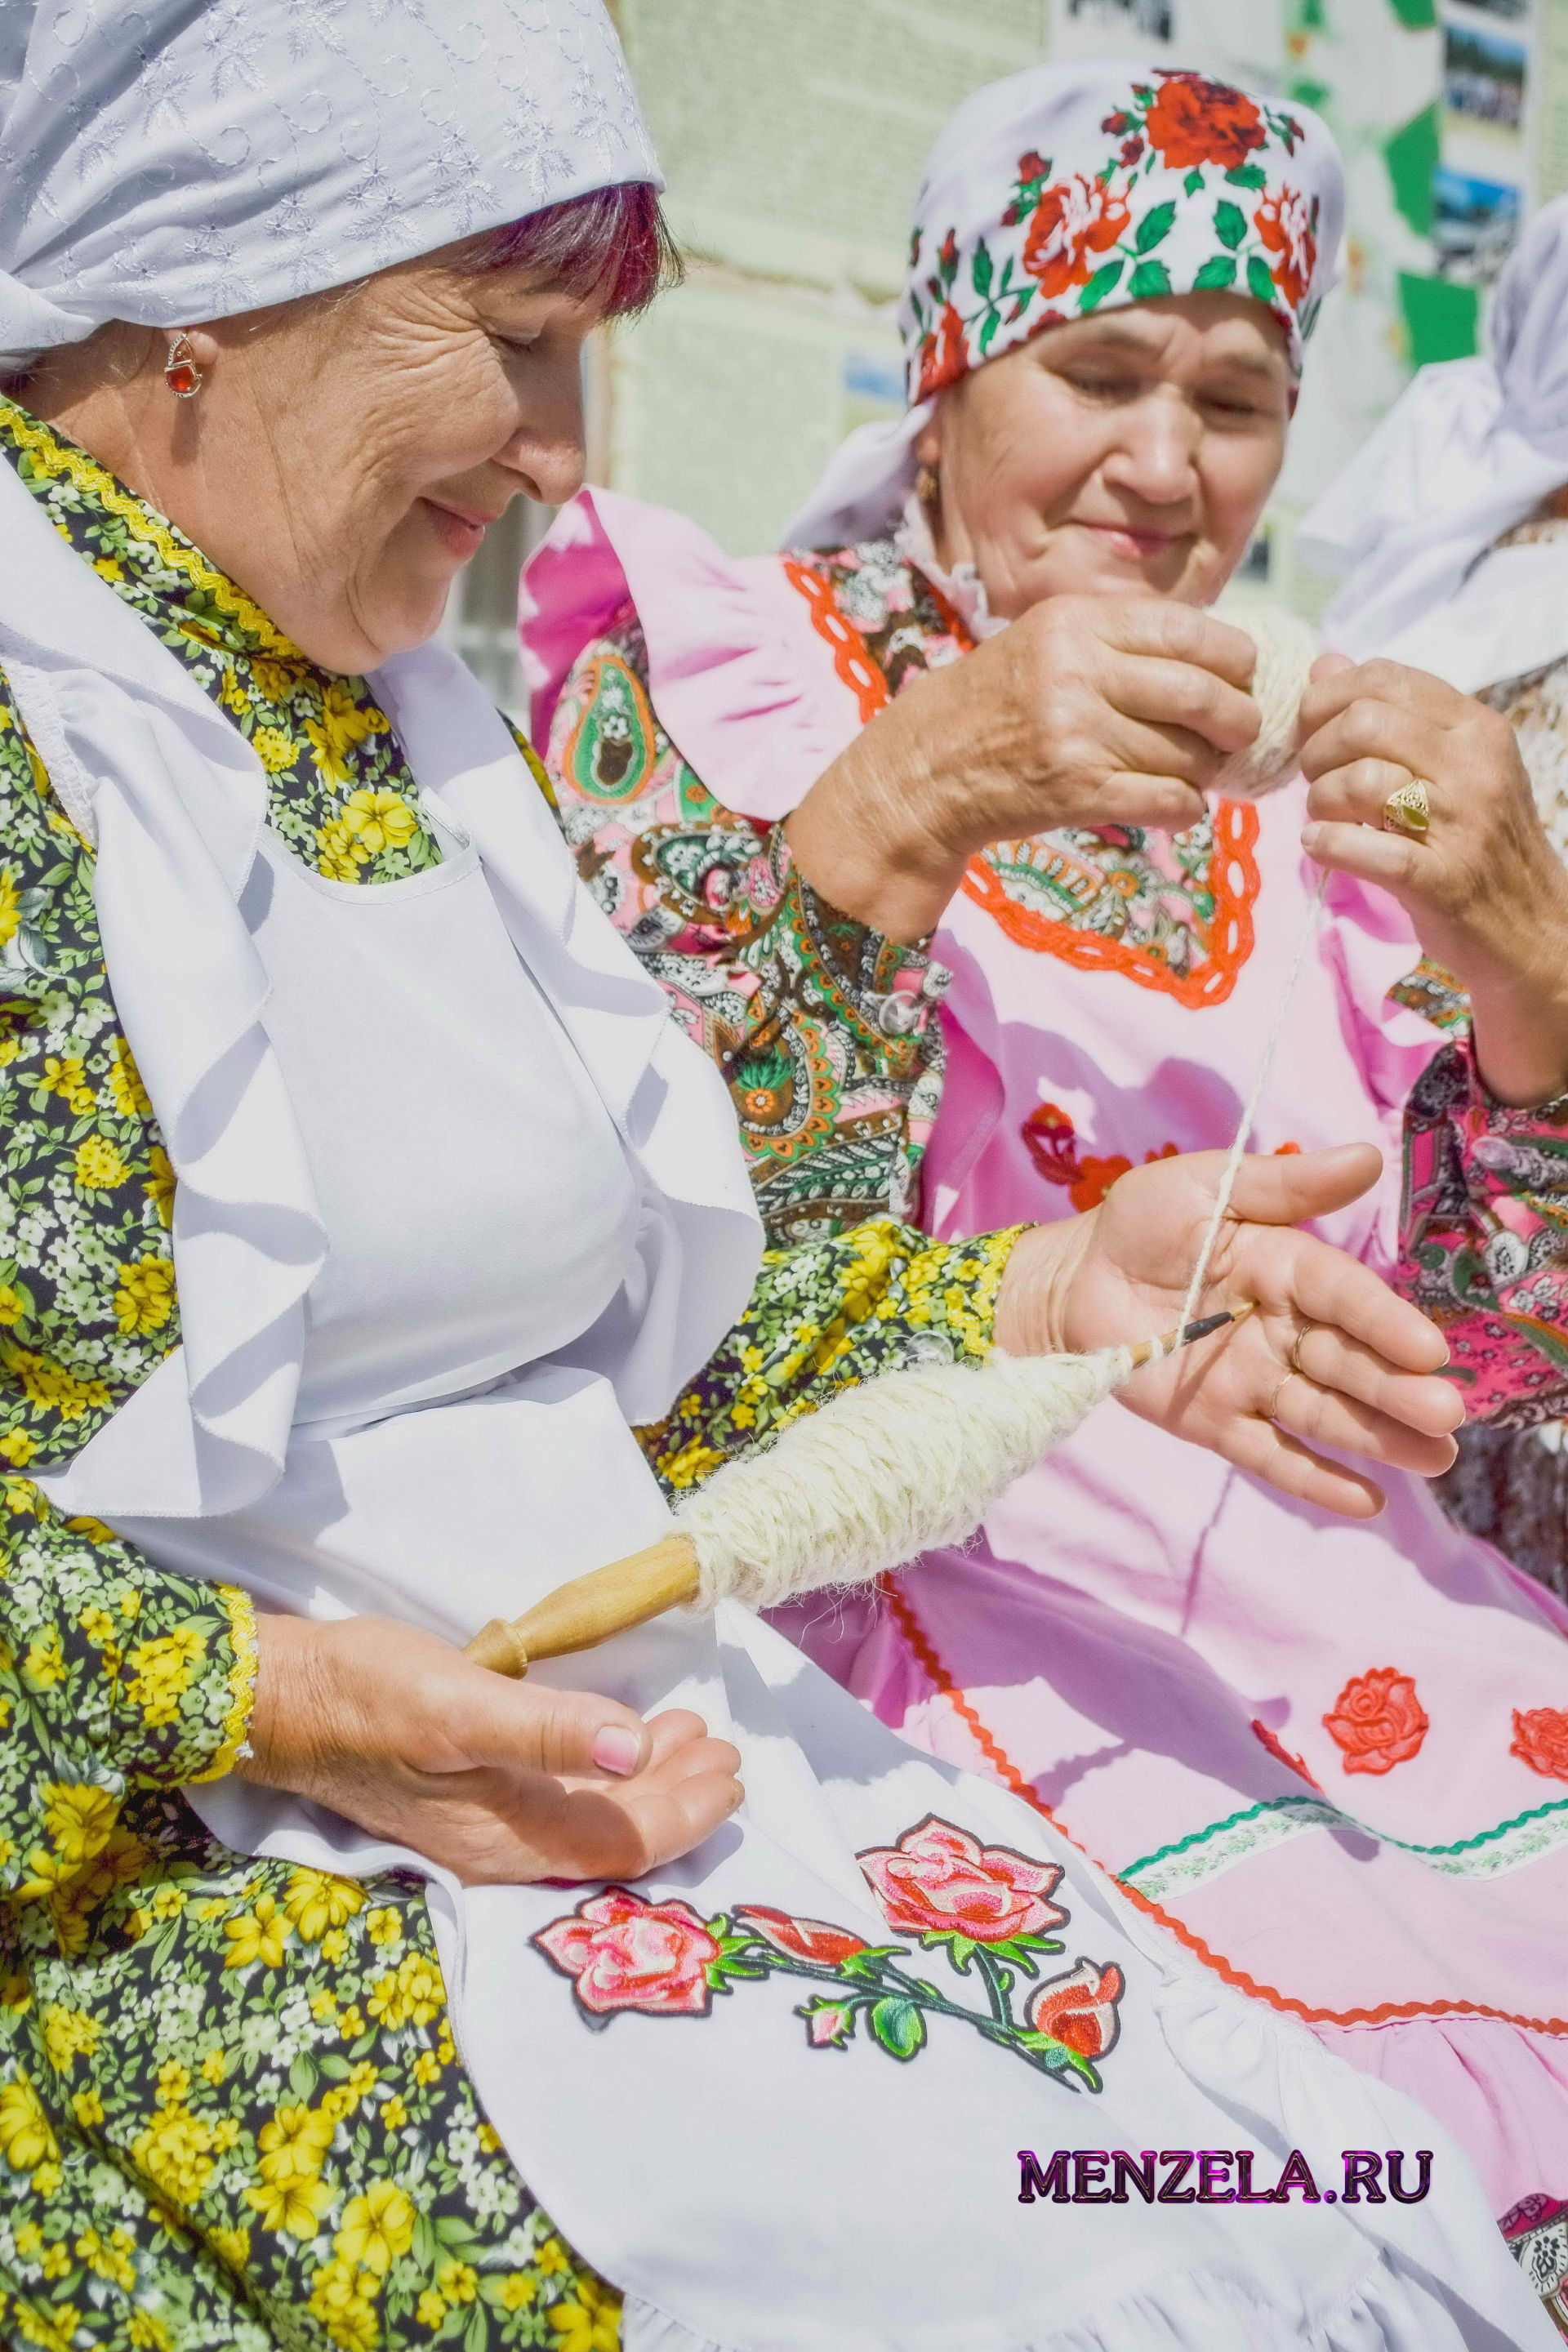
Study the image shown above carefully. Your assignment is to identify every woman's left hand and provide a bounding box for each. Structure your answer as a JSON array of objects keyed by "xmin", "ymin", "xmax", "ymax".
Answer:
[
  {"xmin": 994, "ymin": 1142, "xmax": 1462, "ymax": 1519},
  {"xmin": 1298, "ymin": 653, "xmax": 1568, "ymax": 1105}
]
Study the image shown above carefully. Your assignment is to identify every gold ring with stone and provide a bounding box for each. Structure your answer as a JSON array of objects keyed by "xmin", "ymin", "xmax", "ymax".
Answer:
[{"xmin": 1380, "ymin": 778, "xmax": 1431, "ymax": 839}]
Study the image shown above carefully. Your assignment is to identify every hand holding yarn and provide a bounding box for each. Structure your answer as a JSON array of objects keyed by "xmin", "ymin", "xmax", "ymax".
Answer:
[
  {"xmin": 1207, "ymin": 604, "xmax": 1321, "ymax": 798},
  {"xmin": 786, "ymin": 593, "xmax": 1274, "ymax": 943},
  {"xmin": 1298, "ymin": 653, "xmax": 1568, "ymax": 1107},
  {"xmin": 1048, "ymin": 1141, "xmax": 1462, "ymax": 1516}
]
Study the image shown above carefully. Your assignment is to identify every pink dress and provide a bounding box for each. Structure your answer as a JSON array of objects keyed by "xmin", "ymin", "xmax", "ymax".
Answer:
[{"xmin": 521, "ymin": 487, "xmax": 1568, "ymax": 2235}]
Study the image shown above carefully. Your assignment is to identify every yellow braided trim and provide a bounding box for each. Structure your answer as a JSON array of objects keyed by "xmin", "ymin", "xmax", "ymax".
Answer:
[
  {"xmin": 0, "ymin": 394, "xmax": 301, "ymax": 660},
  {"xmin": 190, "ymin": 1584, "xmax": 260, "ymax": 1784},
  {"xmin": 958, "ymin": 1223, "xmax": 1029, "ymax": 1363}
]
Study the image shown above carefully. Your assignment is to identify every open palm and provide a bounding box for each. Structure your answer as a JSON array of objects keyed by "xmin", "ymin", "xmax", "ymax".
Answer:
[{"xmin": 1042, "ymin": 1142, "xmax": 1462, "ymax": 1517}]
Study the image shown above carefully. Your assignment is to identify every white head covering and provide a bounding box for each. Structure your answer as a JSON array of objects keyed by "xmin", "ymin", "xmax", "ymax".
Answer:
[
  {"xmin": 1298, "ymin": 193, "xmax": 1568, "ymax": 666},
  {"xmin": 0, "ymin": 0, "xmax": 659, "ymax": 371},
  {"xmin": 782, "ymin": 58, "xmax": 1343, "ymax": 550}
]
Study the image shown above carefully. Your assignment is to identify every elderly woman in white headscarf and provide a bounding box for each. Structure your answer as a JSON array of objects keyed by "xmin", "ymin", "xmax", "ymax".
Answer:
[
  {"xmin": 1301, "ymin": 194, "xmax": 1568, "ymax": 1602},
  {"xmin": 0, "ymin": 11, "xmax": 1552, "ymax": 2349}
]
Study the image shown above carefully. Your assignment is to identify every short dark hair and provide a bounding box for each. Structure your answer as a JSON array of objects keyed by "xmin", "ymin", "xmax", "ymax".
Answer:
[{"xmin": 467, "ymin": 181, "xmax": 681, "ymax": 318}]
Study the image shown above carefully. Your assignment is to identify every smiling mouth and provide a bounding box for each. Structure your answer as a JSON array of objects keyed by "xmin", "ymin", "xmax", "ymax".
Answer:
[
  {"xmin": 1076, "ymin": 520, "xmax": 1186, "ymax": 553},
  {"xmin": 419, "ymin": 497, "xmax": 499, "ymax": 556}
]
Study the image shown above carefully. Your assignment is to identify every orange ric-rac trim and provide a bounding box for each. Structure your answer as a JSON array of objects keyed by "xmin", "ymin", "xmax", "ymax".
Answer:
[
  {"xmin": 880, "ymin": 1576, "xmax": 1568, "ymax": 2037},
  {"xmin": 782, "ymin": 559, "xmax": 890, "ymax": 724},
  {"xmin": 961, "ymin": 798, "xmax": 1263, "ymax": 1009}
]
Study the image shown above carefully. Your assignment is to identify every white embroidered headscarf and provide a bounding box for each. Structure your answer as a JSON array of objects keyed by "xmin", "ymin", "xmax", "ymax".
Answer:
[
  {"xmin": 782, "ymin": 58, "xmax": 1343, "ymax": 551},
  {"xmin": 1298, "ymin": 193, "xmax": 1568, "ymax": 666},
  {"xmin": 0, "ymin": 0, "xmax": 659, "ymax": 371}
]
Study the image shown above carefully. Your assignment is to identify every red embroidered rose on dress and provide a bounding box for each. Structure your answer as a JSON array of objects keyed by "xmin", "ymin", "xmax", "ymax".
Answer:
[
  {"xmin": 532, "ymin": 1888, "xmax": 720, "ymax": 2018},
  {"xmin": 1322, "ymin": 1668, "xmax": 1430, "ymax": 1775},
  {"xmin": 1025, "ymin": 1960, "xmax": 1125, "ymax": 2060},
  {"xmin": 1022, "ymin": 174, "xmax": 1131, "ymax": 298},
  {"xmin": 734, "ymin": 1907, "xmax": 871, "ymax": 1965},
  {"xmin": 1021, "ymin": 1101, "xmax": 1177, "ymax": 1213},
  {"xmin": 532, "ymin": 1818, "xmax": 1124, "ymax": 2091},
  {"xmin": 1509, "ymin": 1706, "xmax": 1568, "ymax": 1783},
  {"xmin": 858, "ymin": 1814, "xmax": 1067, "ymax": 1944},
  {"xmin": 1254, "ymin": 189, "xmax": 1317, "ymax": 311},
  {"xmin": 1143, "ymin": 73, "xmax": 1267, "ymax": 172}
]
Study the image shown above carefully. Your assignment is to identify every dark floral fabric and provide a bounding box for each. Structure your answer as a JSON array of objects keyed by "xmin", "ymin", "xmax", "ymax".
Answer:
[
  {"xmin": 639, "ymin": 1216, "xmax": 1018, "ymax": 1492},
  {"xmin": 0, "ymin": 399, "xmax": 1022, "ymax": 2349},
  {"xmin": 0, "ymin": 394, "xmax": 443, "ymax": 889},
  {"xmin": 550, "ymin": 606, "xmax": 948, "ymax": 1243}
]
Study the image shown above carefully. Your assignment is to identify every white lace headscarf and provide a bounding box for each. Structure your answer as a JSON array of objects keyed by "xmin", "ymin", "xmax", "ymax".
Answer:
[
  {"xmin": 0, "ymin": 0, "xmax": 659, "ymax": 371},
  {"xmin": 782, "ymin": 58, "xmax": 1343, "ymax": 550},
  {"xmin": 1298, "ymin": 194, "xmax": 1568, "ymax": 661}
]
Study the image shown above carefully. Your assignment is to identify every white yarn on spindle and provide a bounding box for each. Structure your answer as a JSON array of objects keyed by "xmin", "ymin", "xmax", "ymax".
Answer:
[
  {"xmin": 676, "ymin": 1344, "xmax": 1152, "ymax": 1609},
  {"xmin": 1209, "ymin": 605, "xmax": 1321, "ymax": 800}
]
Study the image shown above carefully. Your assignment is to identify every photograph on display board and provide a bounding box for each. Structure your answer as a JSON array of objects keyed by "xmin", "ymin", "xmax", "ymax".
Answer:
[
  {"xmin": 1433, "ymin": 163, "xmax": 1521, "ymax": 278},
  {"xmin": 1063, "ymin": 0, "xmax": 1174, "ymax": 39},
  {"xmin": 1443, "ymin": 21, "xmax": 1527, "ymax": 138}
]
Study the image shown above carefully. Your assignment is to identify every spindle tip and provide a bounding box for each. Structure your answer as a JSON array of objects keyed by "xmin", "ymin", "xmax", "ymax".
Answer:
[{"xmin": 465, "ymin": 1618, "xmax": 532, "ymax": 1678}]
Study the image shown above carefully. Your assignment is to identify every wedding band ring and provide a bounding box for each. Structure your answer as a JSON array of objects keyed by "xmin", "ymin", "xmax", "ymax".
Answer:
[
  {"xmin": 1264, "ymin": 1369, "xmax": 1294, "ymax": 1423},
  {"xmin": 1380, "ymin": 778, "xmax": 1431, "ymax": 839},
  {"xmin": 1290, "ymin": 1323, "xmax": 1316, "ymax": 1376}
]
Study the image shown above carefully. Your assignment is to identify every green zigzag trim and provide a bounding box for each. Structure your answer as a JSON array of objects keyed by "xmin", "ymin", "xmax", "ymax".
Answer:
[{"xmin": 1120, "ymin": 1792, "xmax": 1568, "ymax": 1888}]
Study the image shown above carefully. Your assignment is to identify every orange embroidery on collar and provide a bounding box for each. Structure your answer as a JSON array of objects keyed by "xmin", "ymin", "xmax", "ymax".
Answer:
[
  {"xmin": 961, "ymin": 799, "xmax": 1263, "ymax": 1009},
  {"xmin": 781, "ymin": 558, "xmax": 891, "ymax": 724}
]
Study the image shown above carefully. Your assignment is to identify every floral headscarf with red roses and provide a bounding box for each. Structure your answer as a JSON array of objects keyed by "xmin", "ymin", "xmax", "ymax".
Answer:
[{"xmin": 782, "ymin": 60, "xmax": 1343, "ymax": 551}]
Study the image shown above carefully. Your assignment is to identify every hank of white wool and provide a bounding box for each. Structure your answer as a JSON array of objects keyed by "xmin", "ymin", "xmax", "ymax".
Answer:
[
  {"xmin": 1209, "ymin": 606, "xmax": 1321, "ymax": 799},
  {"xmin": 675, "ymin": 1346, "xmax": 1137, "ymax": 1611}
]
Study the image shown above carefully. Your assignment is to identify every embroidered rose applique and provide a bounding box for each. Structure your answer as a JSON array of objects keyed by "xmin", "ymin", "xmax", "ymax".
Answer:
[
  {"xmin": 532, "ymin": 1814, "xmax": 1126, "ymax": 2091},
  {"xmin": 1021, "ymin": 1101, "xmax": 1178, "ymax": 1213},
  {"xmin": 1322, "ymin": 1668, "xmax": 1430, "ymax": 1775},
  {"xmin": 1510, "ymin": 1706, "xmax": 1568, "ymax": 1783}
]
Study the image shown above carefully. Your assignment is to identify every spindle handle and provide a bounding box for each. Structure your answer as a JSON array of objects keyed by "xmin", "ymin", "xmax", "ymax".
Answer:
[{"xmin": 464, "ymin": 1534, "xmax": 702, "ymax": 1679}]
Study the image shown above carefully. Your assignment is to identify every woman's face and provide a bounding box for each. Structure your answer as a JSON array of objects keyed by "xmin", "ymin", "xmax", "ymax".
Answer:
[
  {"xmin": 922, "ymin": 292, "xmax": 1292, "ymax": 618},
  {"xmin": 33, "ymin": 247, "xmax": 601, "ymax": 673}
]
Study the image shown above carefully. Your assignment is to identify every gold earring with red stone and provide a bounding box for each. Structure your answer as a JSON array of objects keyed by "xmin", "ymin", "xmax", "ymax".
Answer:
[{"xmin": 163, "ymin": 333, "xmax": 204, "ymax": 399}]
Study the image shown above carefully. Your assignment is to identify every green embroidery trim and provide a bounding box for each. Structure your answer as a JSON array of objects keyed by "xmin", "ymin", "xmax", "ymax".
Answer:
[
  {"xmin": 1120, "ymin": 1790, "xmax": 1568, "ymax": 1899},
  {"xmin": 0, "ymin": 391, "xmax": 296, "ymax": 657},
  {"xmin": 189, "ymin": 1584, "xmax": 260, "ymax": 1785}
]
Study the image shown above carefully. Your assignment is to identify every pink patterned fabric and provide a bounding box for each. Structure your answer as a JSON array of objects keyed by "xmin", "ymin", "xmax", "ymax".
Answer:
[{"xmin": 520, "ymin": 492, "xmax": 1568, "ymax": 2225}]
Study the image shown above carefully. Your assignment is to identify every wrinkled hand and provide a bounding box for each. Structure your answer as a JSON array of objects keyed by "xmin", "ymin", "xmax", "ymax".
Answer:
[
  {"xmin": 996, "ymin": 1143, "xmax": 1461, "ymax": 1518},
  {"xmin": 1299, "ymin": 652, "xmax": 1568, "ymax": 1104},
  {"xmin": 238, "ymin": 1614, "xmax": 743, "ymax": 1884},
  {"xmin": 786, "ymin": 595, "xmax": 1261, "ymax": 941}
]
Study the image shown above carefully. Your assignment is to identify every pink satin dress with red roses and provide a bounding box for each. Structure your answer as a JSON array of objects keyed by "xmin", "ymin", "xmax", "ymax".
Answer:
[{"xmin": 519, "ymin": 489, "xmax": 1568, "ymax": 2254}]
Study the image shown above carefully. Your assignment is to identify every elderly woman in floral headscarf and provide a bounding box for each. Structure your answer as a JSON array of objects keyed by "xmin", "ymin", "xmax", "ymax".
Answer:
[
  {"xmin": 525, "ymin": 59, "xmax": 1568, "ymax": 2308},
  {"xmin": 3, "ymin": 13, "xmax": 1541, "ymax": 2351}
]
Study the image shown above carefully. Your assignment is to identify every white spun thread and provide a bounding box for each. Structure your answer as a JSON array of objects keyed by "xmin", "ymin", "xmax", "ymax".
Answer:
[
  {"xmin": 1176, "ymin": 866, "xmax": 1332, "ymax": 1344},
  {"xmin": 1209, "ymin": 606, "xmax": 1320, "ymax": 800},
  {"xmin": 676, "ymin": 1346, "xmax": 1131, "ymax": 1610}
]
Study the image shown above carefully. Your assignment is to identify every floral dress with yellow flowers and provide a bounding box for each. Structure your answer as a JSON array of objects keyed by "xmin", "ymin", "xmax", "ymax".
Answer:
[{"xmin": 0, "ymin": 398, "xmax": 1016, "ymax": 2352}]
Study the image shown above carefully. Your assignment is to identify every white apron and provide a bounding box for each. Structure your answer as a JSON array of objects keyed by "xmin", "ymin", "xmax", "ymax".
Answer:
[{"xmin": 0, "ymin": 468, "xmax": 1552, "ymax": 2352}]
